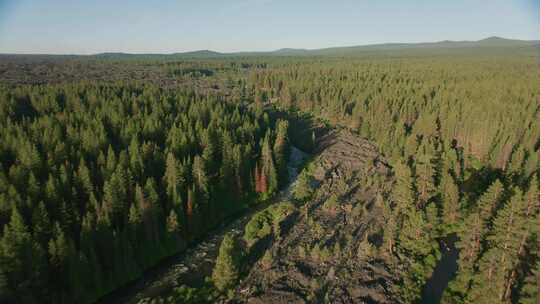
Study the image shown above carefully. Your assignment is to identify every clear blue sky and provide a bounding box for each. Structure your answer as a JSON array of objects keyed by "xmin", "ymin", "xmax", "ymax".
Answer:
[{"xmin": 0, "ymin": 0, "xmax": 539, "ymax": 54}]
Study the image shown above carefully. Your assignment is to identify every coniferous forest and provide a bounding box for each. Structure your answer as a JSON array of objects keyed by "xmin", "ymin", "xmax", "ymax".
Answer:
[
  {"xmin": 247, "ymin": 55, "xmax": 540, "ymax": 304},
  {"xmin": 0, "ymin": 41, "xmax": 539, "ymax": 304},
  {"xmin": 0, "ymin": 82, "xmax": 290, "ymax": 303}
]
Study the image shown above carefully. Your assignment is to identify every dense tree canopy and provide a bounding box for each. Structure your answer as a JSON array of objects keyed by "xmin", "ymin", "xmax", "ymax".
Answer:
[
  {"xmin": 245, "ymin": 56, "xmax": 540, "ymax": 303},
  {"xmin": 0, "ymin": 53, "xmax": 539, "ymax": 303},
  {"xmin": 0, "ymin": 83, "xmax": 289, "ymax": 303}
]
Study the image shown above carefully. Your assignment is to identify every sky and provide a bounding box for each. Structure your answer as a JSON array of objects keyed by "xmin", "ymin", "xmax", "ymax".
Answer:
[{"xmin": 0, "ymin": 0, "xmax": 539, "ymax": 54}]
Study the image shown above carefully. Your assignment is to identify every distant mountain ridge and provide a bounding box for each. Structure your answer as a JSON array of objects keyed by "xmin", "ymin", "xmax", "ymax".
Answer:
[
  {"xmin": 100, "ymin": 37, "xmax": 540, "ymax": 58},
  {"xmin": 2, "ymin": 37, "xmax": 539, "ymax": 59},
  {"xmin": 285, "ymin": 36, "xmax": 540, "ymax": 56}
]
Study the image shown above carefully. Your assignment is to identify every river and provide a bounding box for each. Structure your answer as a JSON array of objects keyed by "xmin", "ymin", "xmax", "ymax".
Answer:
[{"xmin": 420, "ymin": 233, "xmax": 459, "ymax": 304}]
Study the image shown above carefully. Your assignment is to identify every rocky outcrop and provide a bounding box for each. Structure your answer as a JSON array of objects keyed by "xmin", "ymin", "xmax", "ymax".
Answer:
[{"xmin": 235, "ymin": 130, "xmax": 400, "ymax": 303}]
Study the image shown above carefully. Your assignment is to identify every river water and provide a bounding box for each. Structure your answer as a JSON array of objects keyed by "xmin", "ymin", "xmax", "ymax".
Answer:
[{"xmin": 420, "ymin": 233, "xmax": 459, "ymax": 304}]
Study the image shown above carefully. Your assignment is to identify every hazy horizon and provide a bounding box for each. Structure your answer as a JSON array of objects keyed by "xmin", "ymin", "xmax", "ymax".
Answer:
[
  {"xmin": 1, "ymin": 0, "xmax": 540, "ymax": 55},
  {"xmin": 1, "ymin": 35, "xmax": 539, "ymax": 56}
]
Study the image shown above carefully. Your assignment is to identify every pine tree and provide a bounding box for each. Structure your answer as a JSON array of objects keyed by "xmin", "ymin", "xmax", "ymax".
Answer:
[
  {"xmin": 212, "ymin": 233, "xmax": 241, "ymax": 292},
  {"xmin": 273, "ymin": 120, "xmax": 289, "ymax": 188},
  {"xmin": 32, "ymin": 201, "xmax": 52, "ymax": 247},
  {"xmin": 128, "ymin": 203, "xmax": 141, "ymax": 226},
  {"xmin": 392, "ymin": 161, "xmax": 415, "ymax": 214},
  {"xmin": 254, "ymin": 163, "xmax": 262, "ymax": 193},
  {"xmin": 193, "ymin": 155, "xmax": 209, "ymax": 195},
  {"xmin": 186, "ymin": 185, "xmax": 196, "ymax": 228},
  {"xmin": 440, "ymin": 170, "xmax": 460, "ymax": 228},
  {"xmin": 445, "ymin": 179, "xmax": 504, "ymax": 302},
  {"xmin": 103, "ymin": 169, "xmax": 127, "ymax": 228},
  {"xmin": 260, "ymin": 164, "xmax": 268, "ymax": 194},
  {"xmin": 261, "ymin": 133, "xmax": 278, "ymax": 195},
  {"xmin": 397, "ymin": 204, "xmax": 436, "ymax": 303},
  {"xmin": 415, "ymin": 152, "xmax": 436, "ymax": 208},
  {"xmin": 48, "ymin": 223, "xmax": 73, "ymax": 302},
  {"xmin": 520, "ymin": 259, "xmax": 540, "ymax": 304},
  {"xmin": 77, "ymin": 159, "xmax": 94, "ymax": 196},
  {"xmin": 45, "ymin": 174, "xmax": 59, "ymax": 205},
  {"xmin": 468, "ymin": 189, "xmax": 526, "ymax": 303},
  {"xmin": 167, "ymin": 210, "xmax": 180, "ymax": 234},
  {"xmin": 105, "ymin": 145, "xmax": 116, "ymax": 180},
  {"xmin": 503, "ymin": 175, "xmax": 539, "ymax": 300},
  {"xmin": 380, "ymin": 195, "xmax": 398, "ymax": 256},
  {"xmin": 0, "ymin": 207, "xmax": 32, "ymax": 298},
  {"xmin": 27, "ymin": 172, "xmax": 40, "ymax": 202},
  {"xmin": 166, "ymin": 210, "xmax": 181, "ymax": 252},
  {"xmin": 129, "ymin": 136, "xmax": 144, "ymax": 181},
  {"xmin": 398, "ymin": 207, "xmax": 433, "ymax": 258},
  {"xmin": 202, "ymin": 129, "xmax": 218, "ymax": 176},
  {"xmin": 164, "ymin": 152, "xmax": 183, "ymax": 209},
  {"xmin": 458, "ymin": 179, "xmax": 504, "ymax": 262},
  {"xmin": 293, "ymin": 171, "xmax": 313, "ymax": 201}
]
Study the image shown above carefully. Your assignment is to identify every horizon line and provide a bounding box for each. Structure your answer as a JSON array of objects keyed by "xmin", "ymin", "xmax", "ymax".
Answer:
[{"xmin": 1, "ymin": 35, "xmax": 539, "ymax": 56}]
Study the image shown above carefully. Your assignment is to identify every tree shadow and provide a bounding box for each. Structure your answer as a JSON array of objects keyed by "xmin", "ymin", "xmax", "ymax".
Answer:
[{"xmin": 461, "ymin": 165, "xmax": 504, "ymax": 204}]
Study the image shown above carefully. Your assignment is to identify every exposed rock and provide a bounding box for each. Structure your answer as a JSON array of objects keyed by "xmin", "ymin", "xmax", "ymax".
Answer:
[{"xmin": 234, "ymin": 130, "xmax": 400, "ymax": 303}]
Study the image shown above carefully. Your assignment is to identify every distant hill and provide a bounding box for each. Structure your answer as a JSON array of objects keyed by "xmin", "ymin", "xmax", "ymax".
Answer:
[
  {"xmin": 143, "ymin": 37, "xmax": 540, "ymax": 58},
  {"xmin": 93, "ymin": 50, "xmax": 226, "ymax": 60},
  {"xmin": 171, "ymin": 50, "xmax": 224, "ymax": 58},
  {"xmin": 294, "ymin": 36, "xmax": 540, "ymax": 57},
  {"xmin": 2, "ymin": 37, "xmax": 539, "ymax": 60}
]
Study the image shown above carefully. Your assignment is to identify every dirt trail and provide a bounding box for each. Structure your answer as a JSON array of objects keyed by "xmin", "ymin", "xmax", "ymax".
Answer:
[{"xmin": 99, "ymin": 146, "xmax": 308, "ymax": 304}]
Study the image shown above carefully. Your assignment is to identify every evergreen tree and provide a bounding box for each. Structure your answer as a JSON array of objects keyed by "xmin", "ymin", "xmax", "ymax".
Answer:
[
  {"xmin": 440, "ymin": 170, "xmax": 460, "ymax": 228},
  {"xmin": 273, "ymin": 120, "xmax": 289, "ymax": 187},
  {"xmin": 192, "ymin": 155, "xmax": 209, "ymax": 195},
  {"xmin": 48, "ymin": 223, "xmax": 72, "ymax": 303},
  {"xmin": 166, "ymin": 210, "xmax": 182, "ymax": 252},
  {"xmin": 212, "ymin": 233, "xmax": 241, "ymax": 292},
  {"xmin": 380, "ymin": 194, "xmax": 398, "ymax": 256},
  {"xmin": 392, "ymin": 161, "xmax": 415, "ymax": 213},
  {"xmin": 444, "ymin": 179, "xmax": 504, "ymax": 302},
  {"xmin": 293, "ymin": 171, "xmax": 313, "ymax": 201},
  {"xmin": 503, "ymin": 175, "xmax": 540, "ymax": 300},
  {"xmin": 261, "ymin": 133, "xmax": 278, "ymax": 195},
  {"xmin": 0, "ymin": 207, "xmax": 32, "ymax": 299},
  {"xmin": 164, "ymin": 152, "xmax": 183, "ymax": 209},
  {"xmin": 520, "ymin": 259, "xmax": 540, "ymax": 304},
  {"xmin": 167, "ymin": 210, "xmax": 180, "ymax": 234},
  {"xmin": 415, "ymin": 152, "xmax": 436, "ymax": 208},
  {"xmin": 468, "ymin": 189, "xmax": 526, "ymax": 303},
  {"xmin": 32, "ymin": 201, "xmax": 52, "ymax": 247}
]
